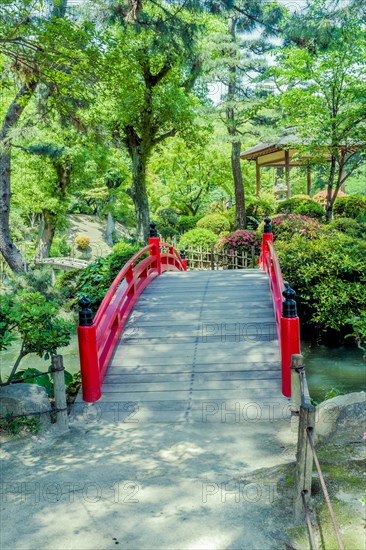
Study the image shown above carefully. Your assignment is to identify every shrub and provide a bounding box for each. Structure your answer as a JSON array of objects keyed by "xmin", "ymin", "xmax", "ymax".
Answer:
[
  {"xmin": 160, "ymin": 226, "xmax": 179, "ymax": 240},
  {"xmin": 75, "ymin": 256, "xmax": 112, "ymax": 311},
  {"xmin": 177, "ymin": 215, "xmax": 202, "ymax": 233},
  {"xmin": 259, "ymin": 214, "xmax": 321, "ymax": 242},
  {"xmin": 313, "ymin": 189, "xmax": 346, "ymax": 206},
  {"xmin": 246, "ymin": 195, "xmax": 277, "ymax": 225},
  {"xmin": 74, "ymin": 235, "xmax": 90, "ymax": 250},
  {"xmin": 325, "ymin": 218, "xmax": 365, "ymax": 239},
  {"xmin": 276, "ymin": 197, "xmax": 325, "ymax": 221},
  {"xmin": 179, "ymin": 228, "xmax": 217, "ymax": 250},
  {"xmin": 275, "ymin": 232, "xmax": 366, "ymax": 338},
  {"xmin": 109, "ymin": 241, "xmax": 143, "ymax": 279},
  {"xmin": 333, "ymin": 195, "xmax": 366, "ymax": 219},
  {"xmin": 197, "ymin": 213, "xmax": 230, "ymax": 234},
  {"xmin": 218, "ymin": 230, "xmax": 261, "ymax": 255},
  {"xmin": 50, "ymin": 236, "xmax": 71, "ymax": 257},
  {"xmin": 155, "ymin": 207, "xmax": 179, "ymax": 227}
]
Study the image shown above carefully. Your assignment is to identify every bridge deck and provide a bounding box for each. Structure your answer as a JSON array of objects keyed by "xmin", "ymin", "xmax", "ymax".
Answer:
[{"xmin": 98, "ymin": 269, "xmax": 290, "ymax": 422}]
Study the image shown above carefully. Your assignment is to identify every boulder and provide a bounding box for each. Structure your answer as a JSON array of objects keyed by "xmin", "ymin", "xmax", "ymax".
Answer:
[
  {"xmin": 315, "ymin": 391, "xmax": 366, "ymax": 445},
  {"xmin": 0, "ymin": 383, "xmax": 52, "ymax": 433}
]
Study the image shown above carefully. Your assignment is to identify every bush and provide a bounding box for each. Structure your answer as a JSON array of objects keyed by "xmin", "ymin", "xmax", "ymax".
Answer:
[
  {"xmin": 159, "ymin": 226, "xmax": 179, "ymax": 240},
  {"xmin": 325, "ymin": 218, "xmax": 365, "ymax": 239},
  {"xmin": 275, "ymin": 232, "xmax": 366, "ymax": 339},
  {"xmin": 109, "ymin": 241, "xmax": 142, "ymax": 279},
  {"xmin": 218, "ymin": 230, "xmax": 261, "ymax": 255},
  {"xmin": 333, "ymin": 195, "xmax": 366, "ymax": 219},
  {"xmin": 313, "ymin": 189, "xmax": 346, "ymax": 206},
  {"xmin": 197, "ymin": 213, "xmax": 230, "ymax": 234},
  {"xmin": 50, "ymin": 236, "xmax": 71, "ymax": 257},
  {"xmin": 74, "ymin": 235, "xmax": 90, "ymax": 250},
  {"xmin": 246, "ymin": 195, "xmax": 277, "ymax": 226},
  {"xmin": 155, "ymin": 207, "xmax": 179, "ymax": 227},
  {"xmin": 259, "ymin": 214, "xmax": 321, "ymax": 242},
  {"xmin": 276, "ymin": 197, "xmax": 325, "ymax": 221},
  {"xmin": 179, "ymin": 228, "xmax": 217, "ymax": 250},
  {"xmin": 177, "ymin": 215, "xmax": 202, "ymax": 233}
]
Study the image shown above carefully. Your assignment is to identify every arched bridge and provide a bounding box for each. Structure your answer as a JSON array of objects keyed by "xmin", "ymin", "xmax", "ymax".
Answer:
[{"xmin": 77, "ymin": 219, "xmax": 300, "ymax": 422}]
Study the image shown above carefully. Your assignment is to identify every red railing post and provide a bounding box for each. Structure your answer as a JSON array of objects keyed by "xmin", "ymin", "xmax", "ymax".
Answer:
[
  {"xmin": 260, "ymin": 217, "xmax": 273, "ymax": 270},
  {"xmin": 180, "ymin": 248, "xmax": 187, "ymax": 271},
  {"xmin": 78, "ymin": 297, "xmax": 101, "ymax": 403},
  {"xmin": 148, "ymin": 221, "xmax": 161, "ymax": 274},
  {"xmin": 280, "ymin": 286, "xmax": 301, "ymax": 397}
]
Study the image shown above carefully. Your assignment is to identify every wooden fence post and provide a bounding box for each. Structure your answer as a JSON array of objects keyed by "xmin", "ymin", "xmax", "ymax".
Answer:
[
  {"xmin": 290, "ymin": 354, "xmax": 303, "ymax": 433},
  {"xmin": 51, "ymin": 354, "xmax": 69, "ymax": 433},
  {"xmin": 293, "ymin": 359, "xmax": 316, "ymax": 523}
]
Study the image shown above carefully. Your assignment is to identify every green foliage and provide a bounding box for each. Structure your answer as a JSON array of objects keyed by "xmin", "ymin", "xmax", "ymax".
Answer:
[
  {"xmin": 12, "ymin": 366, "xmax": 73, "ymax": 398},
  {"xmin": 276, "ymin": 198, "xmax": 325, "ymax": 221},
  {"xmin": 177, "ymin": 215, "xmax": 202, "ymax": 233},
  {"xmin": 50, "ymin": 236, "xmax": 71, "ymax": 258},
  {"xmin": 75, "ymin": 256, "xmax": 112, "ymax": 312},
  {"xmin": 7, "ymin": 269, "xmax": 59, "ymax": 303},
  {"xmin": 218, "ymin": 230, "xmax": 261, "ymax": 254},
  {"xmin": 179, "ymin": 228, "xmax": 217, "ymax": 249},
  {"xmin": 109, "ymin": 242, "xmax": 143, "ymax": 280},
  {"xmin": 325, "ymin": 218, "xmax": 365, "ymax": 239},
  {"xmin": 333, "ymin": 195, "xmax": 366, "ymax": 220},
  {"xmin": 346, "ymin": 311, "xmax": 366, "ymax": 353},
  {"xmin": 197, "ymin": 214, "xmax": 230, "ymax": 234},
  {"xmin": 159, "ymin": 227, "xmax": 180, "ymax": 240},
  {"xmin": 0, "ymin": 414, "xmax": 40, "ymax": 436},
  {"xmin": 246, "ymin": 195, "xmax": 277, "ymax": 226},
  {"xmin": 324, "ymin": 388, "xmax": 344, "ymax": 401},
  {"xmin": 275, "ymin": 233, "xmax": 366, "ymax": 337}
]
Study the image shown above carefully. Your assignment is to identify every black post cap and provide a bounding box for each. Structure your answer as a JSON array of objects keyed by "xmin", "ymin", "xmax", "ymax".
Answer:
[
  {"xmin": 180, "ymin": 248, "xmax": 186, "ymax": 260},
  {"xmin": 79, "ymin": 296, "xmax": 93, "ymax": 326},
  {"xmin": 149, "ymin": 222, "xmax": 158, "ymax": 238},
  {"xmin": 264, "ymin": 217, "xmax": 272, "ymax": 234},
  {"xmin": 282, "ymin": 285, "xmax": 297, "ymax": 318}
]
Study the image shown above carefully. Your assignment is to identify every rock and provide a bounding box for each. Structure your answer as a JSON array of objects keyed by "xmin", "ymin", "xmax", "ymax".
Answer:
[
  {"xmin": 0, "ymin": 383, "xmax": 52, "ymax": 433},
  {"xmin": 315, "ymin": 391, "xmax": 366, "ymax": 445}
]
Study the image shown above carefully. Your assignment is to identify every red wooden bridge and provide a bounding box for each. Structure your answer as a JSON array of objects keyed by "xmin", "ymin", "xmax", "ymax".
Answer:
[{"xmin": 77, "ymin": 218, "xmax": 300, "ymax": 421}]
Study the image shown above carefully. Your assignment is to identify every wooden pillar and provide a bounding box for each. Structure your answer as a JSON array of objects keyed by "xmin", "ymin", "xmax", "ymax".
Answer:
[
  {"xmin": 306, "ymin": 165, "xmax": 311, "ymax": 196},
  {"xmin": 340, "ymin": 165, "xmax": 346, "ymax": 193},
  {"xmin": 256, "ymin": 160, "xmax": 260, "ymax": 197},
  {"xmin": 285, "ymin": 150, "xmax": 290, "ymax": 199}
]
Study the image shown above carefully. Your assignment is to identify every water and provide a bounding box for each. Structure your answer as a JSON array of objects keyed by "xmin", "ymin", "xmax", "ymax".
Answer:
[
  {"xmin": 302, "ymin": 341, "xmax": 366, "ymax": 402},
  {"xmin": 0, "ymin": 334, "xmax": 80, "ymax": 381},
  {"xmin": 1, "ymin": 337, "xmax": 365, "ymax": 402}
]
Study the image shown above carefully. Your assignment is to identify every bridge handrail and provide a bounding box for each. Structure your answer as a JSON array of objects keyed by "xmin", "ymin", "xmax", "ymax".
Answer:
[
  {"xmin": 78, "ymin": 230, "xmax": 186, "ymax": 402},
  {"xmin": 259, "ymin": 217, "xmax": 300, "ymax": 397}
]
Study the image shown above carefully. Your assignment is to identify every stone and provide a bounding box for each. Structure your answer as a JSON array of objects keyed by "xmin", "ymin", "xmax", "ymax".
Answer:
[
  {"xmin": 0, "ymin": 383, "xmax": 52, "ymax": 432},
  {"xmin": 315, "ymin": 391, "xmax": 366, "ymax": 444}
]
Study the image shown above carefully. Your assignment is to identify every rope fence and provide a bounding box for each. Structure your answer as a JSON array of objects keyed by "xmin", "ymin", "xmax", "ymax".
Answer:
[{"xmin": 291, "ymin": 354, "xmax": 344, "ymax": 550}]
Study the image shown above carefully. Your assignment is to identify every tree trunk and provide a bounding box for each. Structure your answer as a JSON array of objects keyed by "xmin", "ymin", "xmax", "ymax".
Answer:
[
  {"xmin": 0, "ymin": 149, "xmax": 28, "ymax": 272},
  {"xmin": 130, "ymin": 146, "xmax": 150, "ymax": 243},
  {"xmin": 325, "ymin": 155, "xmax": 337, "ymax": 222},
  {"xmin": 106, "ymin": 212, "xmax": 115, "ymax": 247},
  {"xmin": 226, "ymin": 16, "xmax": 246, "ymax": 230},
  {"xmin": 231, "ymin": 140, "xmax": 246, "ymax": 229},
  {"xmin": 35, "ymin": 210, "xmax": 57, "ymax": 259}
]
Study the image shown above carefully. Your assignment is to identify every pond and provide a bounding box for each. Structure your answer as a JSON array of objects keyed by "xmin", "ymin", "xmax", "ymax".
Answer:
[
  {"xmin": 302, "ymin": 341, "xmax": 366, "ymax": 402},
  {"xmin": 1, "ymin": 337, "xmax": 365, "ymax": 402}
]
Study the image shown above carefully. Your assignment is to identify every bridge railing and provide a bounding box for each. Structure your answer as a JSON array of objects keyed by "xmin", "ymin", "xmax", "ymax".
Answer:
[
  {"xmin": 259, "ymin": 217, "xmax": 301, "ymax": 397},
  {"xmin": 78, "ymin": 222, "xmax": 186, "ymax": 402}
]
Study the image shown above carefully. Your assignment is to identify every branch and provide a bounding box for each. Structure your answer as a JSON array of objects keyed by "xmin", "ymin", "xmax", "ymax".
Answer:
[
  {"xmin": 0, "ymin": 79, "xmax": 39, "ymax": 142},
  {"xmin": 152, "ymin": 129, "xmax": 176, "ymax": 145}
]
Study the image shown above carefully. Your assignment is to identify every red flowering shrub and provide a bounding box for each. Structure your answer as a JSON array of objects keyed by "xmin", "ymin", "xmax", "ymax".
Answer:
[
  {"xmin": 259, "ymin": 214, "xmax": 321, "ymax": 242},
  {"xmin": 218, "ymin": 230, "xmax": 261, "ymax": 254},
  {"xmin": 313, "ymin": 189, "xmax": 346, "ymax": 206}
]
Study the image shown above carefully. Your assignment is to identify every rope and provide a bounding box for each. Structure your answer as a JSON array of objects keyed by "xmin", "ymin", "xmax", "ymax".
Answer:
[
  {"xmin": 0, "ymin": 371, "xmax": 55, "ymax": 386},
  {"xmin": 0, "ymin": 408, "xmax": 68, "ymax": 422},
  {"xmin": 307, "ymin": 428, "xmax": 345, "ymax": 550}
]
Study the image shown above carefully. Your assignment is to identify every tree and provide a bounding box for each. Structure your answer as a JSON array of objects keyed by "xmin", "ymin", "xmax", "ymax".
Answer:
[
  {"xmin": 274, "ymin": 4, "xmax": 366, "ymax": 220},
  {"xmin": 94, "ymin": 4, "xmax": 204, "ymax": 242},
  {"xmin": 204, "ymin": 1, "xmax": 283, "ymax": 229},
  {"xmin": 0, "ymin": 0, "xmax": 98, "ymax": 271}
]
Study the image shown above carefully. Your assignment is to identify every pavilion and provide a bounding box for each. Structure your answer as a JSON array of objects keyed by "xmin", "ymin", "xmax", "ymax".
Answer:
[{"xmin": 240, "ymin": 136, "xmax": 350, "ymax": 198}]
